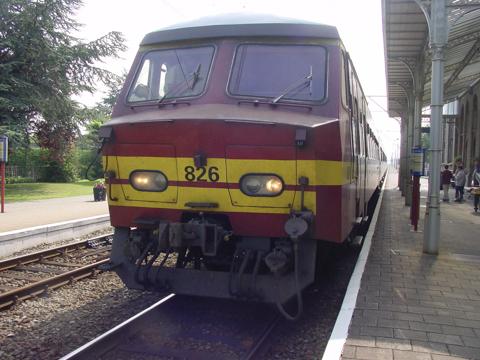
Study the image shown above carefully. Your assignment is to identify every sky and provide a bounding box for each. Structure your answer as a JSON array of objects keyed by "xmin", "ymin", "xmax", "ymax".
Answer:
[{"xmin": 74, "ymin": 0, "xmax": 400, "ymax": 159}]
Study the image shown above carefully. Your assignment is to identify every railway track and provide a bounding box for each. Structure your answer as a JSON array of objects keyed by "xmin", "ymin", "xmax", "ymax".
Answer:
[
  {"xmin": 0, "ymin": 233, "xmax": 113, "ymax": 310},
  {"xmin": 61, "ymin": 294, "xmax": 282, "ymax": 360},
  {"xmin": 243, "ymin": 314, "xmax": 281, "ymax": 360}
]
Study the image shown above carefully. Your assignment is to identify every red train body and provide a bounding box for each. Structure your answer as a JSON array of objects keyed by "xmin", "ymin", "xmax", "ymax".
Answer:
[{"xmin": 102, "ymin": 14, "xmax": 387, "ymax": 318}]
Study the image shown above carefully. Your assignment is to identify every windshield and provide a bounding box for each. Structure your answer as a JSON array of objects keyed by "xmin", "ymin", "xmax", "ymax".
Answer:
[
  {"xmin": 228, "ymin": 44, "xmax": 327, "ymax": 102},
  {"xmin": 127, "ymin": 46, "xmax": 215, "ymax": 103}
]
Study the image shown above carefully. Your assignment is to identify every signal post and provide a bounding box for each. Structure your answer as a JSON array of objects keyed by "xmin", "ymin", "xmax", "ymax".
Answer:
[{"xmin": 0, "ymin": 135, "xmax": 8, "ymax": 213}]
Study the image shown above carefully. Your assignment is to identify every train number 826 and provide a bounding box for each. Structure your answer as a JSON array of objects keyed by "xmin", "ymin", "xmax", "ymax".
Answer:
[{"xmin": 184, "ymin": 166, "xmax": 220, "ymax": 182}]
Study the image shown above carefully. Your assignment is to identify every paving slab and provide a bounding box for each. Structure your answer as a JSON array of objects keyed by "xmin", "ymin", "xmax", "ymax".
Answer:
[
  {"xmin": 341, "ymin": 170, "xmax": 480, "ymax": 360},
  {"xmin": 0, "ymin": 195, "xmax": 108, "ymax": 232}
]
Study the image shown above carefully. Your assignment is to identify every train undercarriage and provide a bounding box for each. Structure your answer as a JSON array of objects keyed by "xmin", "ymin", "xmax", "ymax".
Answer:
[{"xmin": 109, "ymin": 211, "xmax": 318, "ymax": 320}]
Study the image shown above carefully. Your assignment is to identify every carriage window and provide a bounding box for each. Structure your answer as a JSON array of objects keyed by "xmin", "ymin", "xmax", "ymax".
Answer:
[
  {"xmin": 342, "ymin": 52, "xmax": 350, "ymax": 108},
  {"xmin": 363, "ymin": 115, "xmax": 368, "ymax": 158},
  {"xmin": 127, "ymin": 46, "xmax": 215, "ymax": 103},
  {"xmin": 228, "ymin": 44, "xmax": 327, "ymax": 102},
  {"xmin": 354, "ymin": 100, "xmax": 360, "ymax": 155}
]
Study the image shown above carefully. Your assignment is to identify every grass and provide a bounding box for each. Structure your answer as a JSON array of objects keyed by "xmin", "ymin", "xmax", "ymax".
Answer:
[{"xmin": 4, "ymin": 181, "xmax": 96, "ymax": 202}]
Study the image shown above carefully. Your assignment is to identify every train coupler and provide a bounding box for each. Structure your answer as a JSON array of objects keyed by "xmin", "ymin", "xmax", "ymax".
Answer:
[
  {"xmin": 168, "ymin": 221, "xmax": 226, "ymax": 256},
  {"xmin": 132, "ymin": 218, "xmax": 228, "ymax": 258}
]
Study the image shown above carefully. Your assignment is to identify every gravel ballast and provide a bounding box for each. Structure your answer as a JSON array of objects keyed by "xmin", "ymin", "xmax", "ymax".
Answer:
[
  {"xmin": 0, "ymin": 230, "xmax": 360, "ymax": 359},
  {"xmin": 0, "ymin": 246, "xmax": 358, "ymax": 360},
  {"xmin": 0, "ymin": 228, "xmax": 164, "ymax": 360},
  {"xmin": 0, "ymin": 272, "xmax": 163, "ymax": 360}
]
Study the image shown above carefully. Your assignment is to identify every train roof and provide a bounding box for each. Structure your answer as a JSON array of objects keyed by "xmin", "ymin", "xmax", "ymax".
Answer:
[{"xmin": 141, "ymin": 13, "xmax": 340, "ymax": 46}]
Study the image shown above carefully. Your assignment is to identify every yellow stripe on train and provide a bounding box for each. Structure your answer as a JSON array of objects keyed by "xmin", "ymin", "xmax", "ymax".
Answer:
[
  {"xmin": 103, "ymin": 156, "xmax": 351, "ymax": 214},
  {"xmin": 106, "ymin": 185, "xmax": 317, "ymax": 214},
  {"xmin": 105, "ymin": 156, "xmax": 351, "ymax": 186}
]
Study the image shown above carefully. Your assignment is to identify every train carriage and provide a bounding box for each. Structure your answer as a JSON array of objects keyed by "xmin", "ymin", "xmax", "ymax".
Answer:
[{"xmin": 101, "ymin": 14, "xmax": 387, "ymax": 319}]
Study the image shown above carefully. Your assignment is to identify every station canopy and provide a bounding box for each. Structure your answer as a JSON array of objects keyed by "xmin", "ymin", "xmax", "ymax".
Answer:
[{"xmin": 383, "ymin": 0, "xmax": 480, "ymax": 117}]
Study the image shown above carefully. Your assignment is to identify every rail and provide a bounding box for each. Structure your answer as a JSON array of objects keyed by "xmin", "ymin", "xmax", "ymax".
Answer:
[
  {"xmin": 0, "ymin": 233, "xmax": 113, "ymax": 310},
  {"xmin": 60, "ymin": 294, "xmax": 281, "ymax": 360},
  {"xmin": 59, "ymin": 294, "xmax": 176, "ymax": 360}
]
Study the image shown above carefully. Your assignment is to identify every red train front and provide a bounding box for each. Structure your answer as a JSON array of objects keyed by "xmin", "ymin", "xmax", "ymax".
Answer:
[{"xmin": 101, "ymin": 14, "xmax": 387, "ymax": 318}]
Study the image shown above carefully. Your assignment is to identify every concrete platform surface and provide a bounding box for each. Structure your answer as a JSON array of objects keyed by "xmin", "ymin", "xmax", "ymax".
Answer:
[
  {"xmin": 342, "ymin": 171, "xmax": 480, "ymax": 360},
  {"xmin": 0, "ymin": 196, "xmax": 108, "ymax": 233}
]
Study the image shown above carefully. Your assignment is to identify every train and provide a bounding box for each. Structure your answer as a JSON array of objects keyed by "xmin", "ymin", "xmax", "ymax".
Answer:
[{"xmin": 100, "ymin": 14, "xmax": 387, "ymax": 319}]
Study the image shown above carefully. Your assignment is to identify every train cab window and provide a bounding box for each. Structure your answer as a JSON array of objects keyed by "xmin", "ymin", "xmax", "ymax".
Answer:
[
  {"xmin": 127, "ymin": 46, "xmax": 215, "ymax": 103},
  {"xmin": 228, "ymin": 44, "xmax": 327, "ymax": 102}
]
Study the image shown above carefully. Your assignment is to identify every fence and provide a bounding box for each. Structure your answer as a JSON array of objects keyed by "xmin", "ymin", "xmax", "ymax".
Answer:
[{"xmin": 5, "ymin": 165, "xmax": 45, "ymax": 181}]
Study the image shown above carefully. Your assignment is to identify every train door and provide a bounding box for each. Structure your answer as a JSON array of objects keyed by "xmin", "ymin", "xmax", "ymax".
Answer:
[
  {"xmin": 361, "ymin": 112, "xmax": 368, "ymax": 217},
  {"xmin": 365, "ymin": 123, "xmax": 373, "ymax": 203},
  {"xmin": 345, "ymin": 56, "xmax": 360, "ymax": 218},
  {"xmin": 353, "ymin": 98, "xmax": 363, "ymax": 217}
]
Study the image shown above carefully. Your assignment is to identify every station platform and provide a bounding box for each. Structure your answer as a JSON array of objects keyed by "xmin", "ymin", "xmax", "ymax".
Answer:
[
  {"xmin": 341, "ymin": 171, "xmax": 480, "ymax": 359},
  {"xmin": 0, "ymin": 195, "xmax": 108, "ymax": 233}
]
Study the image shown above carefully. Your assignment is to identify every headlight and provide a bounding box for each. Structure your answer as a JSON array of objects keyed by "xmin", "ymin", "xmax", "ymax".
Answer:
[
  {"xmin": 240, "ymin": 174, "xmax": 284, "ymax": 196},
  {"xmin": 130, "ymin": 170, "xmax": 168, "ymax": 192}
]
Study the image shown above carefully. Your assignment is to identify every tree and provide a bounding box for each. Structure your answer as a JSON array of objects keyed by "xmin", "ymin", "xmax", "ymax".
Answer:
[
  {"xmin": 0, "ymin": 0, "xmax": 126, "ymax": 181},
  {"xmin": 76, "ymin": 73, "xmax": 125, "ymax": 179},
  {"xmin": 77, "ymin": 117, "xmax": 106, "ymax": 179}
]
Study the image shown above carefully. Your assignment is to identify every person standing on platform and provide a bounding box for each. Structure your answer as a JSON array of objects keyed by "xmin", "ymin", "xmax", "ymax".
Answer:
[
  {"xmin": 441, "ymin": 165, "xmax": 453, "ymax": 202},
  {"xmin": 454, "ymin": 158, "xmax": 464, "ymax": 172},
  {"xmin": 454, "ymin": 165, "xmax": 466, "ymax": 202},
  {"xmin": 471, "ymin": 159, "xmax": 480, "ymax": 212},
  {"xmin": 472, "ymin": 159, "xmax": 480, "ymax": 186}
]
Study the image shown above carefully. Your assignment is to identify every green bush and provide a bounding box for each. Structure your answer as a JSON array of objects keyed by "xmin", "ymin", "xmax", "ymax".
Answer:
[
  {"xmin": 5, "ymin": 176, "xmax": 35, "ymax": 184},
  {"xmin": 76, "ymin": 148, "xmax": 103, "ymax": 180},
  {"xmin": 42, "ymin": 151, "xmax": 78, "ymax": 183},
  {"xmin": 41, "ymin": 155, "xmax": 78, "ymax": 183}
]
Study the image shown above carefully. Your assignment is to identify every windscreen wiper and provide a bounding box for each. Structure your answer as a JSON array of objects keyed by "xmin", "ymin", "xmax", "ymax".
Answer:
[
  {"xmin": 271, "ymin": 66, "xmax": 313, "ymax": 104},
  {"xmin": 158, "ymin": 63, "xmax": 202, "ymax": 105},
  {"xmin": 189, "ymin": 63, "xmax": 201, "ymax": 90}
]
